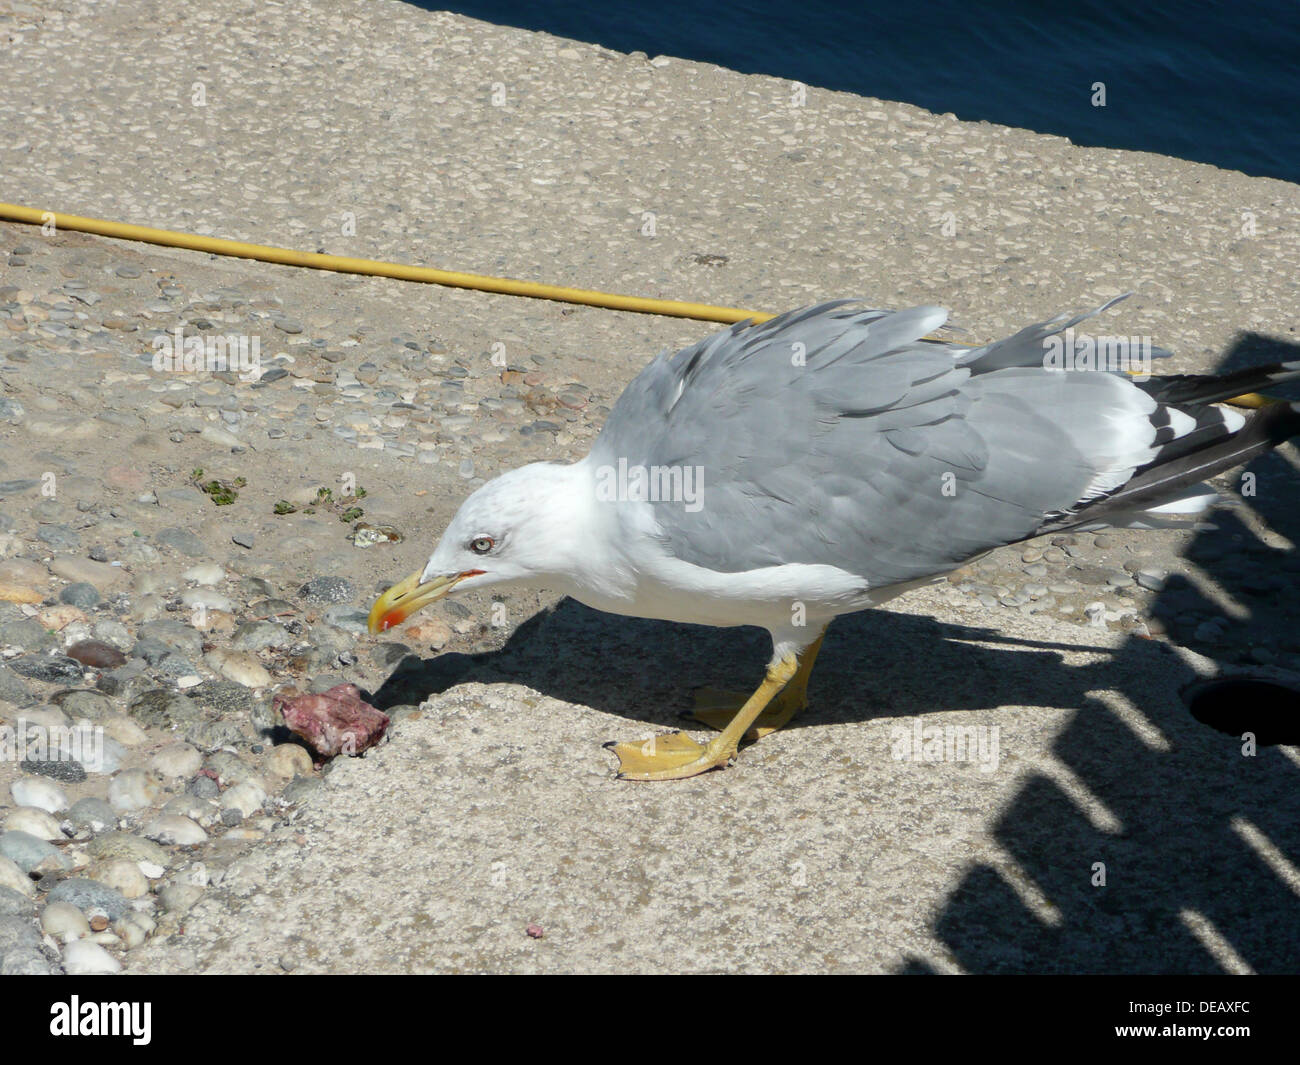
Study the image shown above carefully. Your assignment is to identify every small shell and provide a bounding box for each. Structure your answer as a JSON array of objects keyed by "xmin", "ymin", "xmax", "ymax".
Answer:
[{"xmin": 351, "ymin": 523, "xmax": 404, "ymax": 548}]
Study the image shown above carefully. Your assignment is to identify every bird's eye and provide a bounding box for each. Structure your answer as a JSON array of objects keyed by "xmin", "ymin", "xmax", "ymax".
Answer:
[{"xmin": 469, "ymin": 535, "xmax": 495, "ymax": 555}]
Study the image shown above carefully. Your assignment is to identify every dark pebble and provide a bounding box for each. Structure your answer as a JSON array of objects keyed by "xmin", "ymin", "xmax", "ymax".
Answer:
[
  {"xmin": 8, "ymin": 655, "xmax": 84, "ymax": 683},
  {"xmin": 65, "ymin": 640, "xmax": 126, "ymax": 669},
  {"xmin": 21, "ymin": 756, "xmax": 87, "ymax": 783},
  {"xmin": 187, "ymin": 775, "xmax": 220, "ymax": 799}
]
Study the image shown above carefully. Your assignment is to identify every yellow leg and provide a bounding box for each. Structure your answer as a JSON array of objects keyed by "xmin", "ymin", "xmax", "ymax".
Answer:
[
  {"xmin": 605, "ymin": 652, "xmax": 802, "ymax": 781},
  {"xmin": 692, "ymin": 631, "xmax": 826, "ymax": 739}
]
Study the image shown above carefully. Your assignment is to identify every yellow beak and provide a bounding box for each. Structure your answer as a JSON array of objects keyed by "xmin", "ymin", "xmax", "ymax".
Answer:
[{"xmin": 367, "ymin": 568, "xmax": 480, "ymax": 634}]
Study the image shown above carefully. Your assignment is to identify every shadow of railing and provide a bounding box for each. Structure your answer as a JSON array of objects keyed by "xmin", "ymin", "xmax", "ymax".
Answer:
[{"xmin": 918, "ymin": 329, "xmax": 1300, "ymax": 973}]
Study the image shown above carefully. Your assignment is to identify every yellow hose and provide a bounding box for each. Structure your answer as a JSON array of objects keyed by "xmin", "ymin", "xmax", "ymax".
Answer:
[
  {"xmin": 0, "ymin": 202, "xmax": 772, "ymax": 325},
  {"xmin": 0, "ymin": 201, "xmax": 1277, "ymax": 407}
]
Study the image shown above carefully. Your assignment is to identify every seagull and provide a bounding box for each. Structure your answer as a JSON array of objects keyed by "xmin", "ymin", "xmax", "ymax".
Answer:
[{"xmin": 369, "ymin": 298, "xmax": 1300, "ymax": 780}]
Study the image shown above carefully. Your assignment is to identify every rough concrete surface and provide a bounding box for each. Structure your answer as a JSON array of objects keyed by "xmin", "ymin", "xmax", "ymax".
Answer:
[{"xmin": 0, "ymin": 0, "xmax": 1298, "ymax": 973}]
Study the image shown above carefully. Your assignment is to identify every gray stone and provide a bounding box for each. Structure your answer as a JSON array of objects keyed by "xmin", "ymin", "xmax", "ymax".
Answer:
[
  {"xmin": 86, "ymin": 831, "xmax": 168, "ymax": 869},
  {"xmin": 0, "ymin": 830, "xmax": 70, "ymax": 874},
  {"xmin": 0, "ymin": 914, "xmax": 54, "ymax": 975},
  {"xmin": 154, "ymin": 527, "xmax": 208, "ymax": 557},
  {"xmin": 0, "ymin": 667, "xmax": 36, "ymax": 707},
  {"xmin": 0, "ymin": 885, "xmax": 36, "ymax": 918},
  {"xmin": 230, "ymin": 620, "xmax": 291, "ymax": 652},
  {"xmin": 59, "ymin": 582, "xmax": 101, "ymax": 609},
  {"xmin": 324, "ymin": 606, "xmax": 369, "ymax": 634},
  {"xmin": 282, "ymin": 775, "xmax": 323, "ymax": 803},
  {"xmin": 36, "ymin": 524, "xmax": 80, "ymax": 551},
  {"xmin": 65, "ymin": 797, "xmax": 117, "ymax": 833},
  {"xmin": 186, "ymin": 775, "xmax": 220, "ymax": 799},
  {"xmin": 297, "ymin": 576, "xmax": 356, "ymax": 604},
  {"xmin": 128, "ymin": 688, "xmax": 201, "ymax": 728},
  {"xmin": 139, "ymin": 619, "xmax": 204, "ymax": 657},
  {"xmin": 50, "ymin": 688, "xmax": 115, "ymax": 721},
  {"xmin": 47, "ymin": 877, "xmax": 131, "ymax": 920},
  {"xmin": 187, "ymin": 680, "xmax": 257, "ymax": 716},
  {"xmin": 184, "ymin": 718, "xmax": 248, "ymax": 750},
  {"xmin": 0, "ymin": 617, "xmax": 58, "ymax": 652}
]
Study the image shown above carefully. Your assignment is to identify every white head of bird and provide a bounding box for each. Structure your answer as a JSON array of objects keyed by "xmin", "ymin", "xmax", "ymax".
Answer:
[{"xmin": 368, "ymin": 460, "xmax": 597, "ymax": 633}]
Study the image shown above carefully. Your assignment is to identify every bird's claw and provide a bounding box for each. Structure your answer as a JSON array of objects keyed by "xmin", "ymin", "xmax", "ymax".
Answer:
[{"xmin": 604, "ymin": 730, "xmax": 734, "ymax": 781}]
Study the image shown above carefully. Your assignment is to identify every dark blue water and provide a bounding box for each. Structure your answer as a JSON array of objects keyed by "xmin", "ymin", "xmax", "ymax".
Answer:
[{"xmin": 424, "ymin": 0, "xmax": 1300, "ymax": 184}]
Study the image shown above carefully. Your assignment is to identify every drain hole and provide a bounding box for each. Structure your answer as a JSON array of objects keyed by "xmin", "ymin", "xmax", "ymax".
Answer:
[{"xmin": 1184, "ymin": 678, "xmax": 1300, "ymax": 746}]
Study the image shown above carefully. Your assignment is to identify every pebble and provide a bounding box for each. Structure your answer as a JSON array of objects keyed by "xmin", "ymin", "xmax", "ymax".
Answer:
[
  {"xmin": 160, "ymin": 882, "xmax": 204, "ymax": 915},
  {"xmin": 297, "ymin": 576, "xmax": 356, "ymax": 604},
  {"xmin": 47, "ymin": 877, "xmax": 131, "ymax": 920},
  {"xmin": 220, "ymin": 778, "xmax": 268, "ymax": 819},
  {"xmin": 0, "ymin": 830, "xmax": 70, "ymax": 874},
  {"xmin": 230, "ymin": 619, "xmax": 291, "ymax": 652},
  {"xmin": 187, "ymin": 775, "xmax": 221, "ymax": 799},
  {"xmin": 204, "ymin": 647, "xmax": 273, "ymax": 688},
  {"xmin": 1195, "ymin": 620, "xmax": 1227, "ymax": 643},
  {"xmin": 143, "ymin": 815, "xmax": 208, "ymax": 846},
  {"xmin": 128, "ymin": 688, "xmax": 201, "ymax": 728},
  {"xmin": 89, "ymin": 616, "xmax": 131, "ymax": 650},
  {"xmin": 161, "ymin": 795, "xmax": 220, "ymax": 828},
  {"xmin": 59, "ymin": 582, "xmax": 102, "ymax": 609},
  {"xmin": 149, "ymin": 742, "xmax": 203, "ymax": 780},
  {"xmin": 66, "ymin": 638, "xmax": 127, "ymax": 668},
  {"xmin": 65, "ymin": 797, "xmax": 117, "ymax": 834},
  {"xmin": 86, "ymin": 831, "xmax": 167, "ymax": 873},
  {"xmin": 36, "ymin": 523, "xmax": 81, "ymax": 550},
  {"xmin": 0, "ymin": 857, "xmax": 35, "ymax": 897},
  {"xmin": 182, "ymin": 562, "xmax": 227, "ymax": 585},
  {"xmin": 92, "ymin": 858, "xmax": 151, "ymax": 899},
  {"xmin": 4, "ymin": 807, "xmax": 63, "ymax": 841},
  {"xmin": 267, "ymin": 743, "xmax": 314, "ymax": 779},
  {"xmin": 9, "ymin": 654, "xmax": 85, "ymax": 684},
  {"xmin": 21, "ymin": 754, "xmax": 87, "ymax": 783},
  {"xmin": 41, "ymin": 900, "xmax": 91, "ymax": 940},
  {"xmin": 11, "ymin": 777, "xmax": 68, "ymax": 814},
  {"xmin": 181, "ymin": 588, "xmax": 235, "ymax": 613},
  {"xmin": 62, "ymin": 938, "xmax": 122, "ymax": 974},
  {"xmin": 154, "ymin": 526, "xmax": 208, "ymax": 557},
  {"xmin": 50, "ymin": 555, "xmax": 125, "ymax": 588},
  {"xmin": 1136, "ymin": 568, "xmax": 1168, "ymax": 591},
  {"xmin": 113, "ymin": 911, "xmax": 155, "ymax": 950},
  {"xmin": 103, "ymin": 716, "xmax": 148, "ymax": 748},
  {"xmin": 108, "ymin": 769, "xmax": 163, "ymax": 813}
]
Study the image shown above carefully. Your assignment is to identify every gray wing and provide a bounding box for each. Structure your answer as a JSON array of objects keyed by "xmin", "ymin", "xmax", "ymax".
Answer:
[{"xmin": 591, "ymin": 299, "xmax": 1164, "ymax": 586}]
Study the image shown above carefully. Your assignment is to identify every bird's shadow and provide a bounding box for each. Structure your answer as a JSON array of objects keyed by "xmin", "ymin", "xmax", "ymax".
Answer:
[{"xmin": 367, "ymin": 599, "xmax": 1096, "ymax": 730}]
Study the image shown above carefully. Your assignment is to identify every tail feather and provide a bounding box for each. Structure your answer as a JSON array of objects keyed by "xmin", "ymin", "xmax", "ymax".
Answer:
[
  {"xmin": 1137, "ymin": 361, "xmax": 1300, "ymax": 407},
  {"xmin": 1040, "ymin": 399, "xmax": 1300, "ymax": 533}
]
